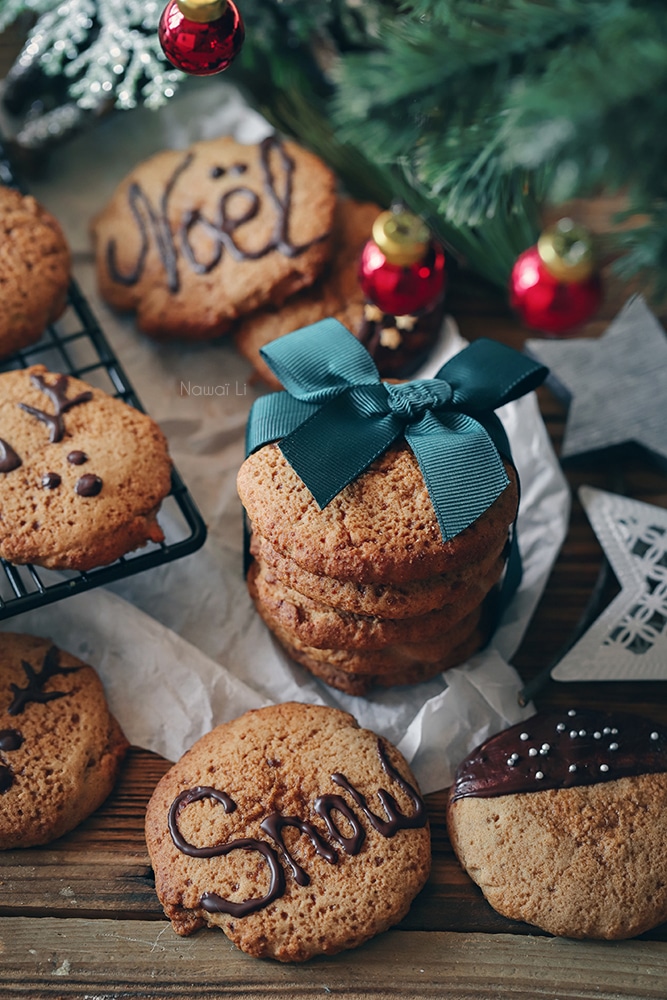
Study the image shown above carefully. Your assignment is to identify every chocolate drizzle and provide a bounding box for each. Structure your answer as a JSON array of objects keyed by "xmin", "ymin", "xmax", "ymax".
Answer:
[
  {"xmin": 0, "ymin": 439, "xmax": 21, "ymax": 473},
  {"xmin": 18, "ymin": 374, "xmax": 93, "ymax": 443},
  {"xmin": 106, "ymin": 136, "xmax": 331, "ymax": 295},
  {"xmin": 451, "ymin": 709, "xmax": 667, "ymax": 801},
  {"xmin": 167, "ymin": 739, "xmax": 427, "ymax": 918},
  {"xmin": 260, "ymin": 813, "xmax": 337, "ymax": 886},
  {"xmin": 8, "ymin": 645, "xmax": 79, "ymax": 716}
]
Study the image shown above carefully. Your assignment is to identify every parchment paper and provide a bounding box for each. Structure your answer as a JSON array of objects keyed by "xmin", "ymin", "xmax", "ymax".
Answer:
[{"xmin": 0, "ymin": 78, "xmax": 571, "ymax": 792}]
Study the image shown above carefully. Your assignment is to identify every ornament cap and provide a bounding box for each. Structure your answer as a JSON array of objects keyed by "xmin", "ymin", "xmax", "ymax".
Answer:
[
  {"xmin": 372, "ymin": 208, "xmax": 430, "ymax": 267},
  {"xmin": 537, "ymin": 218, "xmax": 595, "ymax": 283},
  {"xmin": 176, "ymin": 0, "xmax": 228, "ymax": 22}
]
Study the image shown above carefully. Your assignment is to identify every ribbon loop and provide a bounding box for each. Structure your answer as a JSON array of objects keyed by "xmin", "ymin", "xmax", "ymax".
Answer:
[{"xmin": 250, "ymin": 319, "xmax": 548, "ymax": 544}]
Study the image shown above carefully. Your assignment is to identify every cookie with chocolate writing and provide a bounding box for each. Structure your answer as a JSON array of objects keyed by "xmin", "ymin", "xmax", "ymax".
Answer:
[
  {"xmin": 0, "ymin": 633, "xmax": 128, "ymax": 849},
  {"xmin": 0, "ymin": 365, "xmax": 172, "ymax": 569},
  {"xmin": 145, "ymin": 702, "xmax": 431, "ymax": 961},
  {"xmin": 447, "ymin": 708, "xmax": 667, "ymax": 939},
  {"xmin": 0, "ymin": 185, "xmax": 70, "ymax": 358},
  {"xmin": 93, "ymin": 135, "xmax": 336, "ymax": 340}
]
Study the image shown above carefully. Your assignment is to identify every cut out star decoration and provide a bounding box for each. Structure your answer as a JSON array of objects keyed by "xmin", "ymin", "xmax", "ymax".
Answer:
[
  {"xmin": 526, "ymin": 295, "xmax": 667, "ymax": 467},
  {"xmin": 552, "ymin": 486, "xmax": 667, "ymax": 682}
]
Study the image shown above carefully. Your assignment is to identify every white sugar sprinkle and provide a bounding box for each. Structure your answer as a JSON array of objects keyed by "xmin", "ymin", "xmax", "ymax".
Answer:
[
  {"xmin": 570, "ymin": 731, "xmax": 578, "ymax": 738},
  {"xmin": 510, "ymin": 753, "xmax": 520, "ymax": 761},
  {"xmin": 568, "ymin": 764, "xmax": 577, "ymax": 773},
  {"xmin": 651, "ymin": 732, "xmax": 659, "ymax": 741},
  {"xmin": 567, "ymin": 710, "xmax": 576, "ymax": 717},
  {"xmin": 603, "ymin": 727, "xmax": 611, "ymax": 735},
  {"xmin": 611, "ymin": 728, "xmax": 618, "ymax": 735},
  {"xmin": 609, "ymin": 742, "xmax": 619, "ymax": 751},
  {"xmin": 593, "ymin": 732, "xmax": 601, "ymax": 739},
  {"xmin": 579, "ymin": 730, "xmax": 587, "ymax": 737},
  {"xmin": 600, "ymin": 764, "xmax": 609, "ymax": 772},
  {"xmin": 556, "ymin": 723, "xmax": 566, "ymax": 732},
  {"xmin": 507, "ymin": 758, "xmax": 517, "ymax": 767},
  {"xmin": 540, "ymin": 748, "xmax": 549, "ymax": 755},
  {"xmin": 529, "ymin": 748, "xmax": 538, "ymax": 756},
  {"xmin": 541, "ymin": 743, "xmax": 550, "ymax": 751},
  {"xmin": 535, "ymin": 771, "xmax": 544, "ymax": 779},
  {"xmin": 520, "ymin": 733, "xmax": 529, "ymax": 741}
]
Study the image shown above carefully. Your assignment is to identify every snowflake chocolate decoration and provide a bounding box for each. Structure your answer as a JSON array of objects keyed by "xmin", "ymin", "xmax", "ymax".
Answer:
[{"xmin": 552, "ymin": 487, "xmax": 667, "ymax": 682}]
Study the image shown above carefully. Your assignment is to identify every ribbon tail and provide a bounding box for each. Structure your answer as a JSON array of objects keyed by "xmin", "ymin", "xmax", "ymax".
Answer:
[
  {"xmin": 246, "ymin": 391, "xmax": 317, "ymax": 456},
  {"xmin": 405, "ymin": 411, "xmax": 510, "ymax": 541},
  {"xmin": 280, "ymin": 390, "xmax": 404, "ymax": 509}
]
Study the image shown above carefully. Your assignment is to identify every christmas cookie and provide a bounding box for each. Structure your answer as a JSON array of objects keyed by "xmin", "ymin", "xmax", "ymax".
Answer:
[
  {"xmin": 145, "ymin": 702, "xmax": 431, "ymax": 961},
  {"xmin": 0, "ymin": 185, "xmax": 70, "ymax": 358},
  {"xmin": 447, "ymin": 709, "xmax": 667, "ymax": 939},
  {"xmin": 0, "ymin": 365, "xmax": 172, "ymax": 569},
  {"xmin": 250, "ymin": 530, "xmax": 506, "ymax": 620},
  {"xmin": 92, "ymin": 134, "xmax": 336, "ymax": 340},
  {"xmin": 237, "ymin": 441, "xmax": 518, "ymax": 584},
  {"xmin": 234, "ymin": 198, "xmax": 380, "ymax": 388},
  {"xmin": 0, "ymin": 632, "xmax": 128, "ymax": 850}
]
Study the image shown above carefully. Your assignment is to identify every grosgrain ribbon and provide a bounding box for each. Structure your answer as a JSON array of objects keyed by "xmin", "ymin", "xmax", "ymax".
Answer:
[{"xmin": 247, "ymin": 319, "xmax": 548, "ymax": 543}]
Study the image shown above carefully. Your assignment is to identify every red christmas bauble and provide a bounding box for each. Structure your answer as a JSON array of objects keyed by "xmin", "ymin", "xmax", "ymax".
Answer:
[
  {"xmin": 509, "ymin": 220, "xmax": 602, "ymax": 335},
  {"xmin": 359, "ymin": 209, "xmax": 446, "ymax": 316},
  {"xmin": 159, "ymin": 0, "xmax": 244, "ymax": 76}
]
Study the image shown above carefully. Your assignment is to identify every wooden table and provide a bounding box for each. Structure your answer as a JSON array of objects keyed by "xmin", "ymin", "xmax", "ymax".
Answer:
[{"xmin": 2, "ymin": 28, "xmax": 667, "ymax": 1000}]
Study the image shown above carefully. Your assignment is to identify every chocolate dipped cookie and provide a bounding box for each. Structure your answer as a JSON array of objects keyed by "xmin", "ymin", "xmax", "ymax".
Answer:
[
  {"xmin": 447, "ymin": 708, "xmax": 667, "ymax": 939},
  {"xmin": 145, "ymin": 702, "xmax": 430, "ymax": 961},
  {"xmin": 93, "ymin": 135, "xmax": 336, "ymax": 340}
]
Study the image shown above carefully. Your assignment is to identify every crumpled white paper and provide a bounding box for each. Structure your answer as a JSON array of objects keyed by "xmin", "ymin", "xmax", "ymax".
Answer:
[{"xmin": 0, "ymin": 79, "xmax": 571, "ymax": 792}]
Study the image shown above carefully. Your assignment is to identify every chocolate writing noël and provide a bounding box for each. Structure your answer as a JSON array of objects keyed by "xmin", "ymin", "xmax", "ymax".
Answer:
[
  {"xmin": 451, "ymin": 708, "xmax": 667, "ymax": 800},
  {"xmin": 106, "ymin": 136, "xmax": 330, "ymax": 295},
  {"xmin": 167, "ymin": 740, "xmax": 426, "ymax": 918}
]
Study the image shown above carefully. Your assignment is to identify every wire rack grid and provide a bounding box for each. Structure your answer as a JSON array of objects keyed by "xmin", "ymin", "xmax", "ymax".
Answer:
[{"xmin": 0, "ymin": 136, "xmax": 207, "ymax": 621}]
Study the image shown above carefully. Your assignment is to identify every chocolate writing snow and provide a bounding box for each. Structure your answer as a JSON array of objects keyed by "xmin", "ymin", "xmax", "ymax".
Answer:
[
  {"xmin": 106, "ymin": 136, "xmax": 330, "ymax": 295},
  {"xmin": 167, "ymin": 740, "xmax": 426, "ymax": 917},
  {"xmin": 451, "ymin": 708, "xmax": 667, "ymax": 800}
]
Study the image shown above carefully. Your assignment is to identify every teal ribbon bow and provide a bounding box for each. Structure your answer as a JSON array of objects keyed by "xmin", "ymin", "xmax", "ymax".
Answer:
[{"xmin": 246, "ymin": 319, "xmax": 548, "ymax": 544}]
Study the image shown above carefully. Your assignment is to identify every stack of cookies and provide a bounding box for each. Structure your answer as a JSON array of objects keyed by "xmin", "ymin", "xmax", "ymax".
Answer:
[{"xmin": 237, "ymin": 441, "xmax": 518, "ymax": 695}]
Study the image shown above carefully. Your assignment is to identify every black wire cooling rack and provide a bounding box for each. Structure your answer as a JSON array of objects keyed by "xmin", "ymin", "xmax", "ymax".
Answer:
[{"xmin": 0, "ymin": 136, "xmax": 207, "ymax": 621}]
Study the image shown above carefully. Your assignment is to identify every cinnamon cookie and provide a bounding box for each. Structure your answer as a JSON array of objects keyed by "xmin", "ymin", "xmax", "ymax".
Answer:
[
  {"xmin": 447, "ymin": 709, "xmax": 667, "ymax": 939},
  {"xmin": 234, "ymin": 198, "xmax": 380, "ymax": 388},
  {"xmin": 145, "ymin": 702, "xmax": 431, "ymax": 961},
  {"xmin": 0, "ymin": 185, "xmax": 70, "ymax": 357},
  {"xmin": 0, "ymin": 365, "xmax": 172, "ymax": 569},
  {"xmin": 0, "ymin": 632, "xmax": 128, "ymax": 849},
  {"xmin": 237, "ymin": 441, "xmax": 518, "ymax": 584},
  {"xmin": 93, "ymin": 135, "xmax": 336, "ymax": 340}
]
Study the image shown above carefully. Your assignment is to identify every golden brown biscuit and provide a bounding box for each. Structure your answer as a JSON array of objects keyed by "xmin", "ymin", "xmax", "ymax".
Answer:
[
  {"xmin": 92, "ymin": 135, "xmax": 336, "ymax": 340},
  {"xmin": 250, "ymin": 530, "xmax": 508, "ymax": 618},
  {"xmin": 237, "ymin": 441, "xmax": 518, "ymax": 584},
  {"xmin": 0, "ymin": 185, "xmax": 70, "ymax": 358},
  {"xmin": 248, "ymin": 556, "xmax": 499, "ymax": 650},
  {"xmin": 145, "ymin": 702, "xmax": 430, "ymax": 961},
  {"xmin": 447, "ymin": 709, "xmax": 667, "ymax": 939},
  {"xmin": 234, "ymin": 198, "xmax": 380, "ymax": 388},
  {"xmin": 0, "ymin": 365, "xmax": 172, "ymax": 569},
  {"xmin": 0, "ymin": 632, "xmax": 128, "ymax": 849}
]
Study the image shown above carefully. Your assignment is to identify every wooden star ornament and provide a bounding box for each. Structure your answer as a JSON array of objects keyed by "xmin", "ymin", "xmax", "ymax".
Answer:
[
  {"xmin": 552, "ymin": 486, "xmax": 667, "ymax": 682},
  {"xmin": 525, "ymin": 296, "xmax": 667, "ymax": 466}
]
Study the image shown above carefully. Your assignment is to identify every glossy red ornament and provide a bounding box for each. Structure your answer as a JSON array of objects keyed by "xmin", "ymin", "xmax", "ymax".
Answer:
[
  {"xmin": 158, "ymin": 0, "xmax": 244, "ymax": 76},
  {"xmin": 358, "ymin": 208, "xmax": 446, "ymax": 316},
  {"xmin": 509, "ymin": 220, "xmax": 602, "ymax": 335}
]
